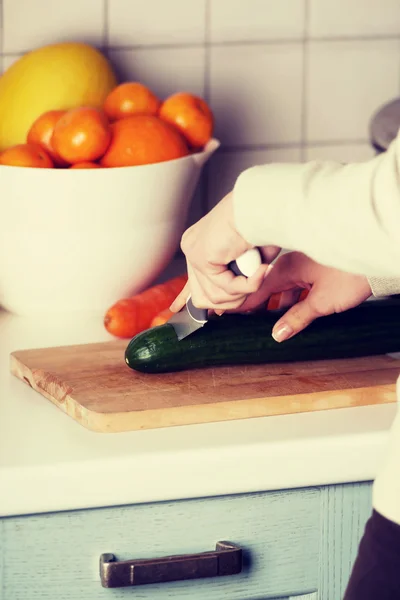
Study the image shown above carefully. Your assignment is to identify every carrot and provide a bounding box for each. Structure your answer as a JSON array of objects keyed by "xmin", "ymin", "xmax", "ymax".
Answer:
[
  {"xmin": 267, "ymin": 289, "xmax": 309, "ymax": 310},
  {"xmin": 150, "ymin": 308, "xmax": 174, "ymax": 327},
  {"xmin": 104, "ymin": 274, "xmax": 187, "ymax": 338}
]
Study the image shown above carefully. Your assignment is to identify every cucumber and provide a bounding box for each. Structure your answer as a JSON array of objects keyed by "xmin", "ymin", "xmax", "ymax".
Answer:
[{"xmin": 124, "ymin": 298, "xmax": 400, "ymax": 374}]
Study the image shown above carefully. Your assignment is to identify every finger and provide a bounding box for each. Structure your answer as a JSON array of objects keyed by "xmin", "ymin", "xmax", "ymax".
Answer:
[
  {"xmin": 271, "ymin": 296, "xmax": 323, "ymax": 343},
  {"xmin": 169, "ymin": 282, "xmax": 190, "ymax": 312},
  {"xmin": 205, "ymin": 263, "xmax": 269, "ymax": 297},
  {"xmin": 235, "ymin": 266, "xmax": 297, "ymax": 313},
  {"xmin": 187, "ymin": 263, "xmax": 268, "ymax": 308},
  {"xmin": 192, "ymin": 296, "xmax": 247, "ymax": 311},
  {"xmin": 190, "ymin": 283, "xmax": 246, "ymax": 308},
  {"xmin": 260, "ymin": 245, "xmax": 281, "ymax": 263}
]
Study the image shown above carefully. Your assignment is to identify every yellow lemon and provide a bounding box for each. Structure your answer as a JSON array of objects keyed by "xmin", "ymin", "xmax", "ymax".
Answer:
[{"xmin": 0, "ymin": 42, "xmax": 117, "ymax": 151}]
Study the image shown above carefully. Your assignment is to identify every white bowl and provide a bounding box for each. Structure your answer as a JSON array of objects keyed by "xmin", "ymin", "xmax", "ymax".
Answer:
[{"xmin": 0, "ymin": 138, "xmax": 219, "ymax": 315}]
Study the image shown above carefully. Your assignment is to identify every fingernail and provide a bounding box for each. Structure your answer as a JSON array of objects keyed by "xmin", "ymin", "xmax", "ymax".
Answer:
[
  {"xmin": 272, "ymin": 323, "xmax": 293, "ymax": 342},
  {"xmin": 215, "ymin": 309, "xmax": 224, "ymax": 316},
  {"xmin": 263, "ymin": 265, "xmax": 273, "ymax": 279}
]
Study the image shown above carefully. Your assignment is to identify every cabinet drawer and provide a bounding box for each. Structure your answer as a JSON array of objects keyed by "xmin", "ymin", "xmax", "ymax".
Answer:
[{"xmin": 0, "ymin": 483, "xmax": 372, "ymax": 600}]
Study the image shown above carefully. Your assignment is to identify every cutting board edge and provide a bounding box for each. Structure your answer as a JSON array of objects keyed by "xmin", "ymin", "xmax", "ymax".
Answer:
[
  {"xmin": 88, "ymin": 384, "xmax": 398, "ymax": 434},
  {"xmin": 10, "ymin": 353, "xmax": 97, "ymax": 428},
  {"xmin": 9, "ymin": 348, "xmax": 398, "ymax": 433}
]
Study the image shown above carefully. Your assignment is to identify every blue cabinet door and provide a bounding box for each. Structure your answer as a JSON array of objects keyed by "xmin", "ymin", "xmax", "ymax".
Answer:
[
  {"xmin": 0, "ymin": 482, "xmax": 372, "ymax": 600},
  {"xmin": 318, "ymin": 482, "xmax": 372, "ymax": 599}
]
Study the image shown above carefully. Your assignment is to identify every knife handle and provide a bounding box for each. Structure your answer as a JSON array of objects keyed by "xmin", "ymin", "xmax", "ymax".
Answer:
[{"xmin": 187, "ymin": 248, "xmax": 262, "ymax": 322}]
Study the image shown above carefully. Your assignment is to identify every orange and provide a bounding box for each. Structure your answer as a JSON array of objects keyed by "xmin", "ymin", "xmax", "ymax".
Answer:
[
  {"xmin": 159, "ymin": 92, "xmax": 214, "ymax": 150},
  {"xmin": 27, "ymin": 110, "xmax": 67, "ymax": 166},
  {"xmin": 0, "ymin": 143, "xmax": 53, "ymax": 168},
  {"xmin": 70, "ymin": 161, "xmax": 101, "ymax": 169},
  {"xmin": 51, "ymin": 107, "xmax": 111, "ymax": 164},
  {"xmin": 104, "ymin": 82, "xmax": 161, "ymax": 121},
  {"xmin": 100, "ymin": 115, "xmax": 189, "ymax": 168}
]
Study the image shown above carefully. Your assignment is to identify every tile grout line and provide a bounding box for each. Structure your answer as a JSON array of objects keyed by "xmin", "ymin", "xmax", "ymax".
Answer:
[
  {"xmin": 300, "ymin": 0, "xmax": 310, "ymax": 162},
  {"xmin": 0, "ymin": 0, "xmax": 3, "ymax": 71},
  {"xmin": 103, "ymin": 0, "xmax": 109, "ymax": 51},
  {"xmin": 201, "ymin": 0, "xmax": 212, "ymax": 217},
  {"xmin": 2, "ymin": 34, "xmax": 400, "ymax": 59},
  {"xmin": 101, "ymin": 33, "xmax": 400, "ymax": 51},
  {"xmin": 220, "ymin": 139, "xmax": 370, "ymax": 153}
]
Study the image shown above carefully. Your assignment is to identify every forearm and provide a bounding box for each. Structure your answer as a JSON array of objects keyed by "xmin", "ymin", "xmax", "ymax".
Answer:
[{"xmin": 233, "ymin": 132, "xmax": 400, "ymax": 278}]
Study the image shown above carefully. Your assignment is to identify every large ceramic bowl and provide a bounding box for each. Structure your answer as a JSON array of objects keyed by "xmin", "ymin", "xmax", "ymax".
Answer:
[{"xmin": 0, "ymin": 139, "xmax": 219, "ymax": 315}]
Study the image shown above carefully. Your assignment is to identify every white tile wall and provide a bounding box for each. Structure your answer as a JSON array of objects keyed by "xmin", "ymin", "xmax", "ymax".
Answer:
[
  {"xmin": 305, "ymin": 143, "xmax": 376, "ymax": 163},
  {"xmin": 306, "ymin": 39, "xmax": 400, "ymax": 142},
  {"xmin": 209, "ymin": 43, "xmax": 303, "ymax": 145},
  {"xmin": 309, "ymin": 0, "xmax": 400, "ymax": 38},
  {"xmin": 209, "ymin": 0, "xmax": 306, "ymax": 43},
  {"xmin": 2, "ymin": 0, "xmax": 105, "ymax": 53},
  {"xmin": 0, "ymin": 0, "xmax": 399, "ymax": 226},
  {"xmin": 108, "ymin": 0, "xmax": 206, "ymax": 47},
  {"xmin": 108, "ymin": 47, "xmax": 206, "ymax": 99}
]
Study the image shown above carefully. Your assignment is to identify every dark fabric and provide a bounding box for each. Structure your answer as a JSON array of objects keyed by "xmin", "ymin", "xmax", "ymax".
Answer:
[{"xmin": 344, "ymin": 509, "xmax": 400, "ymax": 599}]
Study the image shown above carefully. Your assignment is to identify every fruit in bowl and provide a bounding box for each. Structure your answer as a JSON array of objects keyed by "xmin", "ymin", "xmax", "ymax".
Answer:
[
  {"xmin": 0, "ymin": 44, "xmax": 219, "ymax": 315},
  {"xmin": 0, "ymin": 72, "xmax": 215, "ymax": 169},
  {"xmin": 0, "ymin": 42, "xmax": 117, "ymax": 152}
]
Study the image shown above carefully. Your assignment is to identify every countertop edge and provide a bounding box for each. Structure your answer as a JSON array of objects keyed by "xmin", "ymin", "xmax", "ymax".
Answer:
[{"xmin": 0, "ymin": 429, "xmax": 387, "ymax": 518}]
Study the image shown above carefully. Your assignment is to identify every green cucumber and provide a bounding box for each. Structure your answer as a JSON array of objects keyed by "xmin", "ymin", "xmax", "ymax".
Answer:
[{"xmin": 124, "ymin": 298, "xmax": 400, "ymax": 374}]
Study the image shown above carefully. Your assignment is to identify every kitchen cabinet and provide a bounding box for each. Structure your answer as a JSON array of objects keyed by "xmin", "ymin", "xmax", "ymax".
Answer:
[{"xmin": 0, "ymin": 481, "xmax": 372, "ymax": 600}]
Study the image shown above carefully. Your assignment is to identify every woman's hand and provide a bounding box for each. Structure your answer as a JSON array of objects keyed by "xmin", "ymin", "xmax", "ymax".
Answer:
[
  {"xmin": 170, "ymin": 192, "xmax": 280, "ymax": 313},
  {"xmin": 238, "ymin": 251, "xmax": 373, "ymax": 341}
]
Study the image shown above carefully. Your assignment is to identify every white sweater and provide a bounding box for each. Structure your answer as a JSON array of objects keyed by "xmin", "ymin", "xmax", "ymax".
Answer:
[{"xmin": 232, "ymin": 130, "xmax": 400, "ymax": 525}]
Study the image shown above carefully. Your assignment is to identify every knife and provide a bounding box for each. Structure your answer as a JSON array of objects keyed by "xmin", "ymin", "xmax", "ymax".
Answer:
[{"xmin": 169, "ymin": 247, "xmax": 263, "ymax": 341}]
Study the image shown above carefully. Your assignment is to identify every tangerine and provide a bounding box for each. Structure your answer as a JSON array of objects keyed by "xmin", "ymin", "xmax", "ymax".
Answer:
[
  {"xmin": 70, "ymin": 161, "xmax": 101, "ymax": 169},
  {"xmin": 104, "ymin": 82, "xmax": 161, "ymax": 121},
  {"xmin": 159, "ymin": 92, "xmax": 214, "ymax": 149},
  {"xmin": 0, "ymin": 143, "xmax": 53, "ymax": 168},
  {"xmin": 100, "ymin": 115, "xmax": 189, "ymax": 168},
  {"xmin": 27, "ymin": 110, "xmax": 67, "ymax": 166},
  {"xmin": 51, "ymin": 107, "xmax": 111, "ymax": 164}
]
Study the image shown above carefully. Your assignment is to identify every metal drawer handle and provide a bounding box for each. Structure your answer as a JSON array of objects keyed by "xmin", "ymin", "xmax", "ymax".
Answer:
[{"xmin": 100, "ymin": 540, "xmax": 242, "ymax": 588}]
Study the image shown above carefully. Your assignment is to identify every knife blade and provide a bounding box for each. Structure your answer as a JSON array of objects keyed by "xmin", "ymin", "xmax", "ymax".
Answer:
[{"xmin": 169, "ymin": 247, "xmax": 263, "ymax": 341}]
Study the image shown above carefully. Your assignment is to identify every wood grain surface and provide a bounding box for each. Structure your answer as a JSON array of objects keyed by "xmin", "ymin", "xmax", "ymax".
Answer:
[{"xmin": 10, "ymin": 340, "xmax": 400, "ymax": 433}]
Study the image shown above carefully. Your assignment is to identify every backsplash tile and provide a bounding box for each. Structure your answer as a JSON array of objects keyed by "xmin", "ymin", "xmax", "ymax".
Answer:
[
  {"xmin": 209, "ymin": 0, "xmax": 305, "ymax": 43},
  {"xmin": 108, "ymin": 47, "xmax": 206, "ymax": 99},
  {"xmin": 305, "ymin": 143, "xmax": 376, "ymax": 163},
  {"xmin": 309, "ymin": 0, "xmax": 400, "ymax": 38},
  {"xmin": 2, "ymin": 0, "xmax": 105, "ymax": 53},
  {"xmin": 306, "ymin": 39, "xmax": 400, "ymax": 143},
  {"xmin": 207, "ymin": 147, "xmax": 302, "ymax": 211},
  {"xmin": 108, "ymin": 0, "xmax": 206, "ymax": 47},
  {"xmin": 209, "ymin": 43, "xmax": 304, "ymax": 146}
]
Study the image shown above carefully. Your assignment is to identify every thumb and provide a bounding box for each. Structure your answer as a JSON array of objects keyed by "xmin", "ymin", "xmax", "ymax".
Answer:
[{"xmin": 272, "ymin": 296, "xmax": 321, "ymax": 343}]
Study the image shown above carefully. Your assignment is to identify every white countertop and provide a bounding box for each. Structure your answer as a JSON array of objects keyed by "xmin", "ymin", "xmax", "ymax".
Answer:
[{"xmin": 0, "ymin": 306, "xmax": 398, "ymax": 518}]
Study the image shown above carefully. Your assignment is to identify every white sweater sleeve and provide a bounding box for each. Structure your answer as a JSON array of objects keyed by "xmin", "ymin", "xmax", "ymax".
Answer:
[
  {"xmin": 233, "ymin": 130, "xmax": 400, "ymax": 279},
  {"xmin": 233, "ymin": 130, "xmax": 400, "ymax": 526}
]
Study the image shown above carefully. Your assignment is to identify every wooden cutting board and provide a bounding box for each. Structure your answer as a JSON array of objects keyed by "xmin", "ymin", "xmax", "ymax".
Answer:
[{"xmin": 10, "ymin": 340, "xmax": 400, "ymax": 433}]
